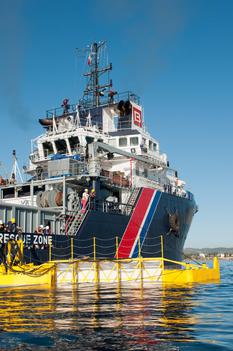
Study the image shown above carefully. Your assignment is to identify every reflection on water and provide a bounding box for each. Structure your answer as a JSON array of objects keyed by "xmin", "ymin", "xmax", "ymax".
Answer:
[{"xmin": 0, "ymin": 261, "xmax": 232, "ymax": 351}]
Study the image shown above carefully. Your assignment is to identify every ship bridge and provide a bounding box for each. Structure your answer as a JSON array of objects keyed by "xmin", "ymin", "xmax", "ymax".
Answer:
[{"xmin": 30, "ymin": 91, "xmax": 142, "ymax": 164}]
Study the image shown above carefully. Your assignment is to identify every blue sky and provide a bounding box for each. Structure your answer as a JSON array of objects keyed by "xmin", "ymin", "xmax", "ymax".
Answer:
[{"xmin": 0, "ymin": 0, "xmax": 232, "ymax": 247}]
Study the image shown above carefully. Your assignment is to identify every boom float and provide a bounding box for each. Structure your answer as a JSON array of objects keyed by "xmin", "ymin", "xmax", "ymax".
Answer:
[{"xmin": 0, "ymin": 238, "xmax": 220, "ymax": 288}]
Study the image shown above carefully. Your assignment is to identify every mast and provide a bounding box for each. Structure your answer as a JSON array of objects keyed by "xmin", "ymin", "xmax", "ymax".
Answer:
[
  {"xmin": 80, "ymin": 41, "xmax": 113, "ymax": 108},
  {"xmin": 93, "ymin": 42, "xmax": 99, "ymax": 107},
  {"xmin": 11, "ymin": 150, "xmax": 23, "ymax": 183}
]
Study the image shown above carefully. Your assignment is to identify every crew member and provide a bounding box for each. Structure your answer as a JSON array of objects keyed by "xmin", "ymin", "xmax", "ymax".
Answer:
[
  {"xmin": 44, "ymin": 225, "xmax": 51, "ymax": 235},
  {"xmin": 0, "ymin": 176, "xmax": 6, "ymax": 186},
  {"xmin": 61, "ymin": 98, "xmax": 70, "ymax": 114},
  {"xmin": 9, "ymin": 173, "xmax": 16, "ymax": 185},
  {"xmin": 7, "ymin": 218, "xmax": 17, "ymax": 233},
  {"xmin": 81, "ymin": 189, "xmax": 89, "ymax": 213},
  {"xmin": 38, "ymin": 225, "xmax": 44, "ymax": 234},
  {"xmin": 0, "ymin": 220, "xmax": 4, "ymax": 233},
  {"xmin": 0, "ymin": 243, "xmax": 7, "ymax": 270},
  {"xmin": 108, "ymin": 90, "xmax": 117, "ymax": 103},
  {"xmin": 90, "ymin": 188, "xmax": 96, "ymax": 210}
]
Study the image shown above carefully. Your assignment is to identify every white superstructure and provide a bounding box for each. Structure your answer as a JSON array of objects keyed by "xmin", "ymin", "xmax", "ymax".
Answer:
[{"xmin": 0, "ymin": 42, "xmax": 189, "ymax": 214}]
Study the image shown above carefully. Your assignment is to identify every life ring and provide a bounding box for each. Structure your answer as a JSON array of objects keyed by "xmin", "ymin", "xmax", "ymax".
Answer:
[{"xmin": 169, "ymin": 213, "xmax": 180, "ymax": 233}]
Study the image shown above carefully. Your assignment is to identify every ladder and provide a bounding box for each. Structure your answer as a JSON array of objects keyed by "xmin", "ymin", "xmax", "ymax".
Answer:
[
  {"xmin": 66, "ymin": 209, "xmax": 88, "ymax": 236},
  {"xmin": 56, "ymin": 197, "xmax": 87, "ymax": 236},
  {"xmin": 125, "ymin": 188, "xmax": 141, "ymax": 215}
]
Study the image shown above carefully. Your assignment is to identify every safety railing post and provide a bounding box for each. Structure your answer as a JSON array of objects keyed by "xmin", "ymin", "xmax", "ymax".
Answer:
[
  {"xmin": 160, "ymin": 235, "xmax": 164, "ymax": 272},
  {"xmin": 7, "ymin": 241, "xmax": 12, "ymax": 266},
  {"xmin": 115, "ymin": 236, "xmax": 121, "ymax": 283},
  {"xmin": 138, "ymin": 235, "xmax": 143, "ymax": 282},
  {"xmin": 72, "ymin": 260, "xmax": 77, "ymax": 285},
  {"xmin": 115, "ymin": 236, "xmax": 119, "ymax": 259},
  {"xmin": 17, "ymin": 239, "xmax": 24, "ymax": 265},
  {"xmin": 93, "ymin": 237, "xmax": 99, "ymax": 284},
  {"xmin": 93, "ymin": 237, "xmax": 96, "ymax": 261},
  {"xmin": 49, "ymin": 242, "xmax": 52, "ymax": 262},
  {"xmin": 138, "ymin": 235, "xmax": 141, "ymax": 258},
  {"xmin": 71, "ymin": 237, "xmax": 74, "ymax": 260}
]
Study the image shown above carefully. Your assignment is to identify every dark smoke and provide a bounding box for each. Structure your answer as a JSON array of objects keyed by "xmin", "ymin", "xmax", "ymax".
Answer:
[{"xmin": 0, "ymin": 0, "xmax": 32, "ymax": 129}]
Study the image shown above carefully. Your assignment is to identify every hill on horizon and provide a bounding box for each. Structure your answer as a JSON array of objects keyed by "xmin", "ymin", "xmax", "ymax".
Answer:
[{"xmin": 184, "ymin": 247, "xmax": 233, "ymax": 254}]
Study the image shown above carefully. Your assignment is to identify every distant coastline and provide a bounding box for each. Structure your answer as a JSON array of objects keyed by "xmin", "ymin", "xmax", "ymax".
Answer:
[{"xmin": 184, "ymin": 247, "xmax": 233, "ymax": 260}]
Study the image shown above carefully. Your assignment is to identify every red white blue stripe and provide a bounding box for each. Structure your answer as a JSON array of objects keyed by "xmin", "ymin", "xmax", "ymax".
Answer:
[
  {"xmin": 117, "ymin": 188, "xmax": 161, "ymax": 258},
  {"xmin": 131, "ymin": 190, "xmax": 161, "ymax": 258}
]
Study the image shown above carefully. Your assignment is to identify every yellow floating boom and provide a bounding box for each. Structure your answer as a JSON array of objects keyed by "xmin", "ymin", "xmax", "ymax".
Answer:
[
  {"xmin": 0, "ymin": 256, "xmax": 220, "ymax": 288},
  {"xmin": 0, "ymin": 237, "xmax": 220, "ymax": 288},
  {"xmin": 0, "ymin": 263, "xmax": 56, "ymax": 288}
]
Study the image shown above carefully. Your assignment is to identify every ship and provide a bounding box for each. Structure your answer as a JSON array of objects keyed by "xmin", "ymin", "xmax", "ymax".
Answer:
[{"xmin": 0, "ymin": 41, "xmax": 197, "ymax": 265}]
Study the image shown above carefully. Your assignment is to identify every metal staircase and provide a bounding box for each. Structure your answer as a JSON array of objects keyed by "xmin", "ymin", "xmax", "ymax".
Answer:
[
  {"xmin": 56, "ymin": 197, "xmax": 88, "ymax": 236},
  {"xmin": 65, "ymin": 201, "xmax": 89, "ymax": 236},
  {"xmin": 125, "ymin": 188, "xmax": 141, "ymax": 215}
]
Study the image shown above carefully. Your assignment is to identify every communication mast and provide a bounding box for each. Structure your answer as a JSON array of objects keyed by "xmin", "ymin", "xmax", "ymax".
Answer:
[{"xmin": 77, "ymin": 41, "xmax": 113, "ymax": 108}]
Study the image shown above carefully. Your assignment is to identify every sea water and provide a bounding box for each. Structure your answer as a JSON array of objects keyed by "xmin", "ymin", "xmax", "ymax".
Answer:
[{"xmin": 0, "ymin": 261, "xmax": 232, "ymax": 351}]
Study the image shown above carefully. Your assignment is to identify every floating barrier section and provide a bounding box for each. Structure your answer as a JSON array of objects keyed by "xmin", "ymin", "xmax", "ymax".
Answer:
[
  {"xmin": 0, "ymin": 236, "xmax": 220, "ymax": 288},
  {"xmin": 0, "ymin": 257, "xmax": 220, "ymax": 288},
  {"xmin": 54, "ymin": 257, "xmax": 220, "ymax": 286},
  {"xmin": 0, "ymin": 263, "xmax": 55, "ymax": 288},
  {"xmin": 56, "ymin": 258, "xmax": 162, "ymax": 285}
]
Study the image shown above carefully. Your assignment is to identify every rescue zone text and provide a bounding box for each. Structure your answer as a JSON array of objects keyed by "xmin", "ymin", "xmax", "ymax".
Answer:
[{"xmin": 0, "ymin": 233, "xmax": 53, "ymax": 246}]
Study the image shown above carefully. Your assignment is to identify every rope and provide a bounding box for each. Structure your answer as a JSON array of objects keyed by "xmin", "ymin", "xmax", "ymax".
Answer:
[
  {"xmin": 95, "ymin": 243, "xmax": 115, "ymax": 249},
  {"xmin": 51, "ymin": 252, "xmax": 71, "ymax": 259},
  {"xmin": 91, "ymin": 237, "xmax": 115, "ymax": 242},
  {"xmin": 71, "ymin": 237, "xmax": 93, "ymax": 242},
  {"xmin": 73, "ymin": 243, "xmax": 93, "ymax": 249},
  {"xmin": 52, "ymin": 244, "xmax": 71, "ymax": 250},
  {"xmin": 183, "ymin": 253, "xmax": 203, "ymax": 267},
  {"xmin": 8, "ymin": 263, "xmax": 55, "ymax": 277},
  {"xmin": 140, "ymin": 249, "xmax": 161, "ymax": 255},
  {"xmin": 142, "ymin": 242, "xmax": 161, "ymax": 248}
]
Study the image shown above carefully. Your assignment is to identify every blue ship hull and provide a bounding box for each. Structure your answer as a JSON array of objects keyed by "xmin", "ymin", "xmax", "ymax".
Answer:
[{"xmin": 21, "ymin": 190, "xmax": 196, "ymax": 264}]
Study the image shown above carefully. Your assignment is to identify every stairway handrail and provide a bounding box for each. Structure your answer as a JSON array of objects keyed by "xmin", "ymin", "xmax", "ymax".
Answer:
[{"xmin": 66, "ymin": 200, "xmax": 90, "ymax": 236}]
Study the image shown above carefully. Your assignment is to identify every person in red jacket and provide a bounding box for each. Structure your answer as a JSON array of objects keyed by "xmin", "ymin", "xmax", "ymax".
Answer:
[
  {"xmin": 81, "ymin": 189, "xmax": 89, "ymax": 213},
  {"xmin": 61, "ymin": 98, "xmax": 70, "ymax": 114}
]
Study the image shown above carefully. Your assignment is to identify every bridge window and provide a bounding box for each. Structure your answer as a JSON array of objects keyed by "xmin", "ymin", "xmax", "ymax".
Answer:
[
  {"xmin": 149, "ymin": 140, "xmax": 153, "ymax": 151},
  {"xmin": 119, "ymin": 137, "xmax": 127, "ymax": 147},
  {"xmin": 69, "ymin": 136, "xmax": 80, "ymax": 152},
  {"xmin": 130, "ymin": 137, "xmax": 139, "ymax": 146},
  {"xmin": 86, "ymin": 136, "xmax": 94, "ymax": 144},
  {"xmin": 42, "ymin": 141, "xmax": 53, "ymax": 157},
  {"xmin": 55, "ymin": 139, "xmax": 67, "ymax": 154},
  {"xmin": 153, "ymin": 143, "xmax": 157, "ymax": 151}
]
